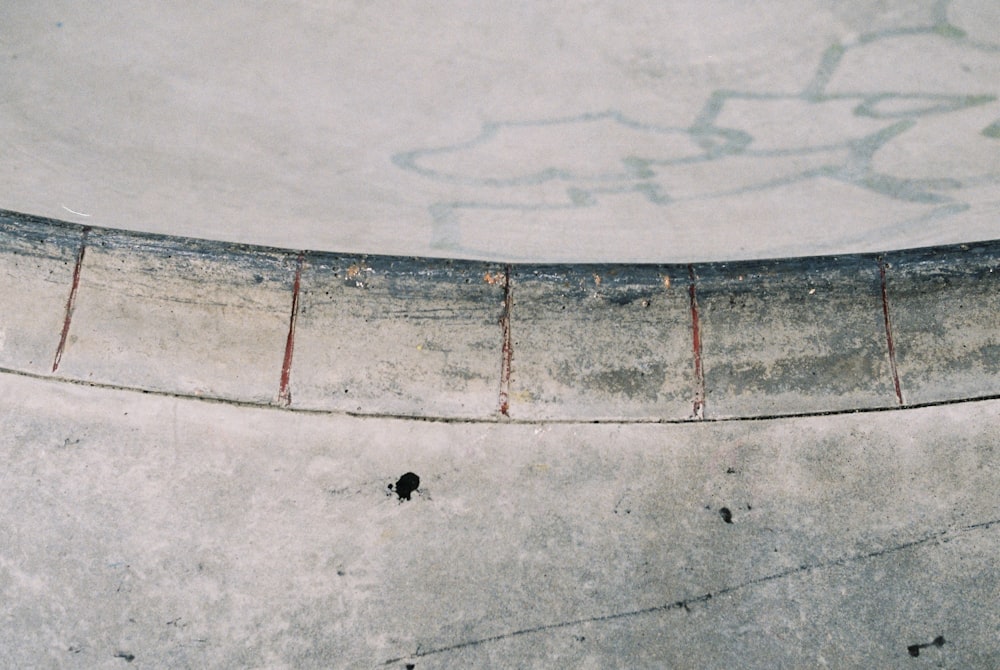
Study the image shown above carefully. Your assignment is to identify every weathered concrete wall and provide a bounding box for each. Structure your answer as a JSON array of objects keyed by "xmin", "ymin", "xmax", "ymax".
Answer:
[{"xmin": 3, "ymin": 209, "xmax": 999, "ymax": 422}]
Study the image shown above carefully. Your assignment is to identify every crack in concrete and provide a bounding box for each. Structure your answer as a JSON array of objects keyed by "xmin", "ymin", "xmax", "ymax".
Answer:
[{"xmin": 383, "ymin": 516, "xmax": 1000, "ymax": 665}]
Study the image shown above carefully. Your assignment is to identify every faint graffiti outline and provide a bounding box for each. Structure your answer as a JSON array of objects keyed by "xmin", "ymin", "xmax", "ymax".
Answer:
[{"xmin": 392, "ymin": 1, "xmax": 1000, "ymax": 257}]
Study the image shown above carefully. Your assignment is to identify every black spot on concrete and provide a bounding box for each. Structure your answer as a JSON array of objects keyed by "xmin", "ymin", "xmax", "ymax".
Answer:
[
  {"xmin": 726, "ymin": 467, "xmax": 737, "ymax": 474},
  {"xmin": 114, "ymin": 651, "xmax": 135, "ymax": 662},
  {"xmin": 908, "ymin": 636, "xmax": 945, "ymax": 657},
  {"xmin": 406, "ymin": 664, "xmax": 416, "ymax": 669},
  {"xmin": 391, "ymin": 472, "xmax": 420, "ymax": 501},
  {"xmin": 720, "ymin": 507, "xmax": 733, "ymax": 523}
]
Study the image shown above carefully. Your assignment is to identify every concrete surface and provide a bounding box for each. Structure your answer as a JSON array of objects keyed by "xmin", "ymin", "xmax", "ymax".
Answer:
[
  {"xmin": 1, "ymin": 371, "xmax": 998, "ymax": 668},
  {"xmin": 2, "ymin": 2, "xmax": 1000, "ymax": 669},
  {"xmin": 2, "ymin": 214, "xmax": 1000, "ymax": 670},
  {"xmin": 4, "ymin": 210, "xmax": 1000, "ymax": 423},
  {"xmin": 1, "ymin": 1, "xmax": 999, "ymax": 262}
]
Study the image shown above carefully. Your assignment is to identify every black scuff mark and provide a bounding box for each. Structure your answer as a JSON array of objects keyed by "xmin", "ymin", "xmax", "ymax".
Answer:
[{"xmin": 907, "ymin": 635, "xmax": 945, "ymax": 657}]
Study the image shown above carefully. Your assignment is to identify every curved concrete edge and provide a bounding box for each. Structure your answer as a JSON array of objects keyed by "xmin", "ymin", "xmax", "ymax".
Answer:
[{"xmin": 1, "ymin": 207, "xmax": 998, "ymax": 422}]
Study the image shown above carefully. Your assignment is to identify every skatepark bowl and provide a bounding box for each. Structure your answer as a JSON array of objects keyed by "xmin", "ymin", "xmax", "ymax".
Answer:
[
  {"xmin": 1, "ymin": 209, "xmax": 998, "ymax": 668},
  {"xmin": 2, "ymin": 1, "xmax": 1000, "ymax": 667}
]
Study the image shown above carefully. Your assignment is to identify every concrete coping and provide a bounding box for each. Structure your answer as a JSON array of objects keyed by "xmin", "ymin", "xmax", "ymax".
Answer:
[{"xmin": 1, "ymin": 208, "xmax": 998, "ymax": 422}]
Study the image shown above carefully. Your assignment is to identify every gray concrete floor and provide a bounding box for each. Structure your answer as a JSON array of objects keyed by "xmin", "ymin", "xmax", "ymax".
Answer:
[
  {"xmin": 1, "ymin": 1, "xmax": 999, "ymax": 261},
  {"xmin": 1, "ymin": 2, "xmax": 999, "ymax": 668}
]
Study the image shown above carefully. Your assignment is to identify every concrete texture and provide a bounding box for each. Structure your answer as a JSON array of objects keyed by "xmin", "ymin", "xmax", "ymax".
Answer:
[
  {"xmin": 2, "ymin": 2, "xmax": 1000, "ymax": 668},
  {"xmin": 5, "ymin": 210, "xmax": 1000, "ymax": 424},
  {"xmin": 695, "ymin": 256, "xmax": 896, "ymax": 418},
  {"xmin": 292, "ymin": 254, "xmax": 506, "ymax": 417},
  {"xmin": 1, "ymin": 371, "xmax": 997, "ymax": 668},
  {"xmin": 509, "ymin": 265, "xmax": 691, "ymax": 421},
  {"xmin": 1, "ymin": 1, "xmax": 999, "ymax": 262}
]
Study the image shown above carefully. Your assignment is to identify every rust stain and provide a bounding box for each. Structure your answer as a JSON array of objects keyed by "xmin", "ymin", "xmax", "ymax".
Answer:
[
  {"xmin": 52, "ymin": 226, "xmax": 90, "ymax": 372},
  {"xmin": 662, "ymin": 275, "xmax": 671, "ymax": 289},
  {"xmin": 277, "ymin": 251, "xmax": 305, "ymax": 407},
  {"xmin": 498, "ymin": 265, "xmax": 513, "ymax": 416},
  {"xmin": 879, "ymin": 256, "xmax": 904, "ymax": 406},
  {"xmin": 484, "ymin": 271, "xmax": 502, "ymax": 285},
  {"xmin": 688, "ymin": 264, "xmax": 705, "ymax": 420}
]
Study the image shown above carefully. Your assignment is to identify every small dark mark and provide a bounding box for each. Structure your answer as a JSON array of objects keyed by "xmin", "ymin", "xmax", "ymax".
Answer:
[
  {"xmin": 725, "ymin": 467, "xmax": 736, "ymax": 474},
  {"xmin": 337, "ymin": 569, "xmax": 346, "ymax": 576},
  {"xmin": 114, "ymin": 651, "xmax": 135, "ymax": 662},
  {"xmin": 907, "ymin": 635, "xmax": 945, "ymax": 657},
  {"xmin": 720, "ymin": 507, "xmax": 733, "ymax": 523},
  {"xmin": 406, "ymin": 664, "xmax": 416, "ymax": 669},
  {"xmin": 391, "ymin": 472, "xmax": 420, "ymax": 501}
]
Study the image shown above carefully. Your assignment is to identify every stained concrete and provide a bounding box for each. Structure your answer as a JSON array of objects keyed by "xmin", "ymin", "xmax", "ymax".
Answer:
[
  {"xmin": 5, "ymin": 211, "xmax": 1000, "ymax": 423},
  {"xmin": 2, "ymin": 1, "xmax": 999, "ymax": 261},
  {"xmin": 508, "ymin": 265, "xmax": 692, "ymax": 421},
  {"xmin": 292, "ymin": 254, "xmax": 506, "ymax": 418},
  {"xmin": 2, "ymin": 2, "xmax": 1000, "ymax": 668},
  {"xmin": 0, "ymin": 372, "xmax": 997, "ymax": 668}
]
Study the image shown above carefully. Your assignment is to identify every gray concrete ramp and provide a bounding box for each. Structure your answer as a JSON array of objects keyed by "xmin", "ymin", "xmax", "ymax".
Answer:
[
  {"xmin": 2, "ymin": 1, "xmax": 1000, "ymax": 668},
  {"xmin": 1, "ymin": 211, "xmax": 999, "ymax": 668},
  {"xmin": 1, "ymin": 372, "xmax": 997, "ymax": 668}
]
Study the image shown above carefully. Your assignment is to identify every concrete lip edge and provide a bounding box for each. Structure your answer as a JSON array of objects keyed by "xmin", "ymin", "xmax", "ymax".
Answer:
[{"xmin": 1, "ymin": 207, "xmax": 998, "ymax": 422}]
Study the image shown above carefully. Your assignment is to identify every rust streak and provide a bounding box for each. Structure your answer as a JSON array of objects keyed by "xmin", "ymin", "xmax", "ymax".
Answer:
[
  {"xmin": 277, "ymin": 252, "xmax": 305, "ymax": 407},
  {"xmin": 688, "ymin": 264, "xmax": 705, "ymax": 419},
  {"xmin": 52, "ymin": 227, "xmax": 90, "ymax": 372},
  {"xmin": 498, "ymin": 264, "xmax": 513, "ymax": 416},
  {"xmin": 879, "ymin": 256, "xmax": 904, "ymax": 406}
]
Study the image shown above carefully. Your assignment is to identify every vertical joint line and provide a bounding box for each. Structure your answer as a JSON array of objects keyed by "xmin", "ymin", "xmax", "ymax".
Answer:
[
  {"xmin": 688, "ymin": 264, "xmax": 705, "ymax": 419},
  {"xmin": 278, "ymin": 251, "xmax": 305, "ymax": 407},
  {"xmin": 52, "ymin": 226, "xmax": 90, "ymax": 372},
  {"xmin": 878, "ymin": 256, "xmax": 904, "ymax": 406},
  {"xmin": 498, "ymin": 264, "xmax": 513, "ymax": 416}
]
